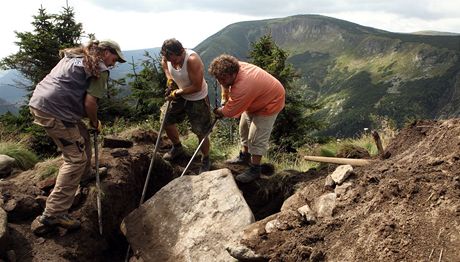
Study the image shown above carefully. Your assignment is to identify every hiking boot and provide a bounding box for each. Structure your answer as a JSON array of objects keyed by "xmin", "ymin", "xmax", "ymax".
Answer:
[
  {"xmin": 31, "ymin": 216, "xmax": 56, "ymax": 236},
  {"xmin": 38, "ymin": 214, "xmax": 81, "ymax": 230},
  {"xmin": 163, "ymin": 145, "xmax": 186, "ymax": 161},
  {"xmin": 235, "ymin": 165, "xmax": 261, "ymax": 183},
  {"xmin": 225, "ymin": 151, "xmax": 251, "ymax": 165},
  {"xmin": 199, "ymin": 156, "xmax": 211, "ymax": 174}
]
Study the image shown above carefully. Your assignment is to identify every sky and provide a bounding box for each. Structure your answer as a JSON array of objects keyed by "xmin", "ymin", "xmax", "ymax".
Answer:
[{"xmin": 0, "ymin": 0, "xmax": 459, "ymax": 59}]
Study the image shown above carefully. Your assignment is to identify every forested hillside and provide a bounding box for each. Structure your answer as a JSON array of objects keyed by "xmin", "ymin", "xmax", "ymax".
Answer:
[{"xmin": 196, "ymin": 14, "xmax": 460, "ymax": 137}]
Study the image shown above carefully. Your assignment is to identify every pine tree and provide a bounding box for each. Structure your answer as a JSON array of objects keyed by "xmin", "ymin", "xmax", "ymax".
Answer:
[
  {"xmin": 127, "ymin": 52, "xmax": 166, "ymax": 120},
  {"xmin": 0, "ymin": 5, "xmax": 83, "ymax": 92},
  {"xmin": 249, "ymin": 34, "xmax": 322, "ymax": 152},
  {"xmin": 0, "ymin": 4, "xmax": 84, "ymax": 157}
]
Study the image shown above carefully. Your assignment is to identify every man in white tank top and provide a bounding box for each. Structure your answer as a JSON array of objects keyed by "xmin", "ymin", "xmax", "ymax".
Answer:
[{"xmin": 160, "ymin": 38, "xmax": 212, "ymax": 173}]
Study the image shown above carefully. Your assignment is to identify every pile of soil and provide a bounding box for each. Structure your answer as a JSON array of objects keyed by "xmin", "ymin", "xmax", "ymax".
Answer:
[
  {"xmin": 242, "ymin": 119, "xmax": 460, "ymax": 261},
  {"xmin": 2, "ymin": 120, "xmax": 460, "ymax": 261}
]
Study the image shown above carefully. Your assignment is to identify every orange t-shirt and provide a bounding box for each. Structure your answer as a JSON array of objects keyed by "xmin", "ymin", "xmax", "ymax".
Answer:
[{"xmin": 222, "ymin": 62, "xmax": 285, "ymax": 118}]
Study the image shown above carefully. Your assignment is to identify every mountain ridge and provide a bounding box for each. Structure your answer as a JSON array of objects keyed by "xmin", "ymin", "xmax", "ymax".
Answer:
[
  {"xmin": 2, "ymin": 14, "xmax": 459, "ymax": 138},
  {"xmin": 195, "ymin": 14, "xmax": 460, "ymax": 137}
]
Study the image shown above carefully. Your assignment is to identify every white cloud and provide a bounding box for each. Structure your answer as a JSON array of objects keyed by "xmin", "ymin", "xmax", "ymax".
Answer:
[{"xmin": 0, "ymin": 0, "xmax": 459, "ymax": 59}]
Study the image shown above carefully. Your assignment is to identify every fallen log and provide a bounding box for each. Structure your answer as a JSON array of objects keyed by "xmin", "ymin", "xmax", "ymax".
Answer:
[{"xmin": 303, "ymin": 155, "xmax": 373, "ymax": 166}]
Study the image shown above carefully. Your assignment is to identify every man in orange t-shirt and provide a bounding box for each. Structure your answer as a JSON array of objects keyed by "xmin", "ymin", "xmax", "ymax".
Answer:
[{"xmin": 209, "ymin": 54, "xmax": 285, "ymax": 183}]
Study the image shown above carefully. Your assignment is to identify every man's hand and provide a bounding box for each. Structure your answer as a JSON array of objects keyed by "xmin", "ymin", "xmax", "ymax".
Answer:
[
  {"xmin": 90, "ymin": 120, "xmax": 103, "ymax": 134},
  {"xmin": 165, "ymin": 79, "xmax": 179, "ymax": 98},
  {"xmin": 166, "ymin": 89, "xmax": 181, "ymax": 101},
  {"xmin": 164, "ymin": 87, "xmax": 173, "ymax": 97},
  {"xmin": 213, "ymin": 107, "xmax": 224, "ymax": 119},
  {"xmin": 166, "ymin": 79, "xmax": 178, "ymax": 89}
]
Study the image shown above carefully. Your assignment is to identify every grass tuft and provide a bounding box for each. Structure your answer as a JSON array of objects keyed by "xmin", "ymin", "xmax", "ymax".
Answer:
[{"xmin": 0, "ymin": 142, "xmax": 39, "ymax": 170}]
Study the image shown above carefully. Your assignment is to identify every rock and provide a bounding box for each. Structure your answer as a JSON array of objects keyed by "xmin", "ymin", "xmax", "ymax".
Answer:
[
  {"xmin": 121, "ymin": 168, "xmax": 254, "ymax": 262},
  {"xmin": 297, "ymin": 203, "xmax": 316, "ymax": 223},
  {"xmin": 226, "ymin": 239, "xmax": 268, "ymax": 262},
  {"xmin": 241, "ymin": 213, "xmax": 277, "ymax": 241},
  {"xmin": 0, "ymin": 155, "xmax": 15, "ymax": 178},
  {"xmin": 335, "ymin": 182, "xmax": 353, "ymax": 198},
  {"xmin": 331, "ymin": 165, "xmax": 353, "ymax": 185},
  {"xmin": 324, "ymin": 175, "xmax": 335, "ymax": 188},
  {"xmin": 3, "ymin": 195, "xmax": 41, "ymax": 222},
  {"xmin": 281, "ymin": 190, "xmax": 307, "ymax": 212},
  {"xmin": 265, "ymin": 219, "xmax": 282, "ymax": 233},
  {"xmin": 314, "ymin": 193, "xmax": 337, "ymax": 218},
  {"xmin": 36, "ymin": 177, "xmax": 56, "ymax": 191},
  {"xmin": 0, "ymin": 208, "xmax": 8, "ymax": 255}
]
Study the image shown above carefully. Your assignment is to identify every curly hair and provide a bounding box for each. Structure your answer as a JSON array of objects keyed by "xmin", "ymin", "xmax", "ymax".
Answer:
[
  {"xmin": 59, "ymin": 40, "xmax": 107, "ymax": 78},
  {"xmin": 208, "ymin": 54, "xmax": 240, "ymax": 79}
]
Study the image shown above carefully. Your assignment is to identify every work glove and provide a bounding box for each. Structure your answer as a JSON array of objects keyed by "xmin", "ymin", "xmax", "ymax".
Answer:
[
  {"xmin": 90, "ymin": 120, "xmax": 103, "ymax": 134},
  {"xmin": 165, "ymin": 79, "xmax": 179, "ymax": 97},
  {"xmin": 166, "ymin": 79, "xmax": 177, "ymax": 89},
  {"xmin": 166, "ymin": 89, "xmax": 181, "ymax": 101}
]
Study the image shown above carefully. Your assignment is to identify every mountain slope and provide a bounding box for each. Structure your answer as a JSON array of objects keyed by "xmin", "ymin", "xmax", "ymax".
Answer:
[
  {"xmin": 195, "ymin": 14, "xmax": 460, "ymax": 137},
  {"xmin": 0, "ymin": 48, "xmax": 160, "ymax": 114}
]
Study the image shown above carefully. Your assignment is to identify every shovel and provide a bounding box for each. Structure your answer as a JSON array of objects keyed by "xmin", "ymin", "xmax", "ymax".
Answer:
[
  {"xmin": 92, "ymin": 130, "xmax": 103, "ymax": 235},
  {"xmin": 125, "ymin": 100, "xmax": 172, "ymax": 261},
  {"xmin": 180, "ymin": 118, "xmax": 219, "ymax": 177}
]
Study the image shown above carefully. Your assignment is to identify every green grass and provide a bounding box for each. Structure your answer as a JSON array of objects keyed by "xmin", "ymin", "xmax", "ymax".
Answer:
[
  {"xmin": 32, "ymin": 157, "xmax": 62, "ymax": 181},
  {"xmin": 38, "ymin": 163, "xmax": 59, "ymax": 180},
  {"xmin": 0, "ymin": 142, "xmax": 38, "ymax": 170}
]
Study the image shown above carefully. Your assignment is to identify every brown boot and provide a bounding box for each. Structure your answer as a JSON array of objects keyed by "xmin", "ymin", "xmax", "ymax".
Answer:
[{"xmin": 38, "ymin": 214, "xmax": 81, "ymax": 230}]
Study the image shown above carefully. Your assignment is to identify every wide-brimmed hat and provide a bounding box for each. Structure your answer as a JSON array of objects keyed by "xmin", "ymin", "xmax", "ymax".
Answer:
[{"xmin": 99, "ymin": 39, "xmax": 126, "ymax": 63}]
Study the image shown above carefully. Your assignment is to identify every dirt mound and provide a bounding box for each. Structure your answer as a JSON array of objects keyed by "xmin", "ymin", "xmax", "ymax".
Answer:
[
  {"xmin": 3, "ymin": 120, "xmax": 460, "ymax": 261},
  {"xmin": 242, "ymin": 119, "xmax": 460, "ymax": 261},
  {"xmin": 2, "ymin": 136, "xmax": 178, "ymax": 261}
]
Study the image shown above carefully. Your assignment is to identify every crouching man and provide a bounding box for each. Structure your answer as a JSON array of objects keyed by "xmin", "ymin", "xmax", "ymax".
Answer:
[{"xmin": 209, "ymin": 54, "xmax": 285, "ymax": 183}]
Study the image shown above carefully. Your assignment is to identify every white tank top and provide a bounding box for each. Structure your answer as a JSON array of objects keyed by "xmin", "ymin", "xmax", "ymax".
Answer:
[{"xmin": 167, "ymin": 49, "xmax": 208, "ymax": 101}]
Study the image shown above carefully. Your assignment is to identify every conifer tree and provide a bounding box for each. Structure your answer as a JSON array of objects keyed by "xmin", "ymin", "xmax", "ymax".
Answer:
[
  {"xmin": 249, "ymin": 34, "xmax": 322, "ymax": 152},
  {"xmin": 0, "ymin": 5, "xmax": 83, "ymax": 91},
  {"xmin": 127, "ymin": 52, "xmax": 166, "ymax": 119},
  {"xmin": 0, "ymin": 4, "xmax": 83, "ymax": 157}
]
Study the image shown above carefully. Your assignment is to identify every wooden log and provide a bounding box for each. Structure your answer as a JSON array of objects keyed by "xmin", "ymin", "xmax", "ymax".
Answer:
[{"xmin": 303, "ymin": 155, "xmax": 373, "ymax": 166}]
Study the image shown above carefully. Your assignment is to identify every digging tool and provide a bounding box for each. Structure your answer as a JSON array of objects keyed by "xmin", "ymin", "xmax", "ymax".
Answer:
[
  {"xmin": 303, "ymin": 155, "xmax": 373, "ymax": 166},
  {"xmin": 91, "ymin": 129, "xmax": 103, "ymax": 235},
  {"xmin": 139, "ymin": 100, "xmax": 172, "ymax": 204},
  {"xmin": 180, "ymin": 118, "xmax": 219, "ymax": 177},
  {"xmin": 125, "ymin": 100, "xmax": 172, "ymax": 261},
  {"xmin": 180, "ymin": 80, "xmax": 221, "ymax": 177},
  {"xmin": 371, "ymin": 130, "xmax": 391, "ymax": 159}
]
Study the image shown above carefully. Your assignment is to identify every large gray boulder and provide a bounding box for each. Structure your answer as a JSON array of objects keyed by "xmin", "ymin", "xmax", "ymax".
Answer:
[
  {"xmin": 121, "ymin": 168, "xmax": 254, "ymax": 262},
  {"xmin": 0, "ymin": 154, "xmax": 15, "ymax": 178}
]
